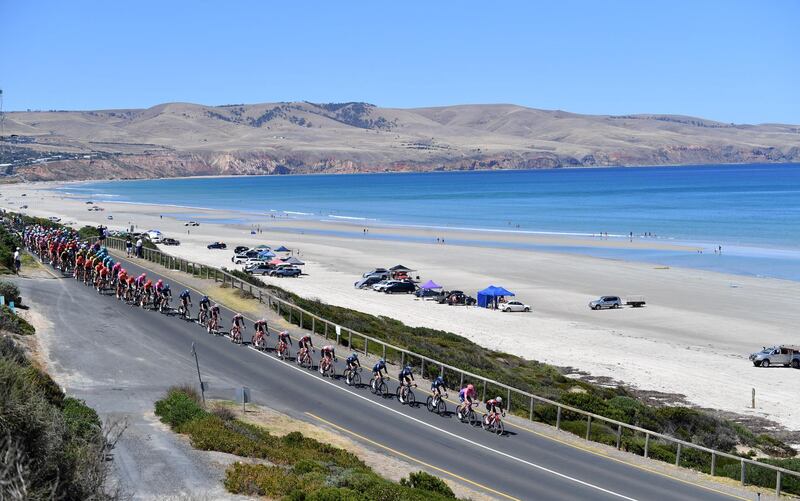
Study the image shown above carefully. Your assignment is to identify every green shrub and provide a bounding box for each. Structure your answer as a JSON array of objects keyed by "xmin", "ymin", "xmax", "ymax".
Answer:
[
  {"xmin": 304, "ymin": 487, "xmax": 365, "ymax": 501},
  {"xmin": 154, "ymin": 387, "xmax": 207, "ymax": 429},
  {"xmin": 0, "ymin": 305, "xmax": 35, "ymax": 335},
  {"xmin": 400, "ymin": 471, "xmax": 455, "ymax": 498},
  {"xmin": 224, "ymin": 462, "xmax": 297, "ymax": 497},
  {"xmin": 0, "ymin": 280, "xmax": 22, "ymax": 305},
  {"xmin": 62, "ymin": 397, "xmax": 102, "ymax": 440}
]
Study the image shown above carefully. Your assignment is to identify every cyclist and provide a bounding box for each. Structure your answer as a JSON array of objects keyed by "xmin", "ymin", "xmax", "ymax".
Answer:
[
  {"xmin": 485, "ymin": 396, "xmax": 505, "ymax": 424},
  {"xmin": 116, "ymin": 269, "xmax": 128, "ymax": 298},
  {"xmin": 198, "ymin": 295, "xmax": 211, "ymax": 322},
  {"xmin": 430, "ymin": 375, "xmax": 447, "ymax": 403},
  {"xmin": 346, "ymin": 352, "xmax": 360, "ymax": 372},
  {"xmin": 457, "ymin": 383, "xmax": 477, "ymax": 416},
  {"xmin": 74, "ymin": 254, "xmax": 85, "ymax": 279},
  {"xmin": 178, "ymin": 289, "xmax": 192, "ymax": 318},
  {"xmin": 125, "ymin": 274, "xmax": 136, "ymax": 301},
  {"xmin": 97, "ymin": 265, "xmax": 110, "ymax": 291},
  {"xmin": 398, "ymin": 364, "xmax": 414, "ymax": 388},
  {"xmin": 320, "ymin": 345, "xmax": 336, "ymax": 371},
  {"xmin": 160, "ymin": 283, "xmax": 172, "ymax": 310},
  {"xmin": 372, "ymin": 358, "xmax": 388, "ymax": 382},
  {"xmin": 142, "ymin": 278, "xmax": 154, "ymax": 306},
  {"xmin": 297, "ymin": 334, "xmax": 314, "ymax": 364},
  {"xmin": 230, "ymin": 313, "xmax": 246, "ymax": 343},
  {"xmin": 252, "ymin": 318, "xmax": 268, "ymax": 347},
  {"xmin": 208, "ymin": 303, "xmax": 221, "ymax": 332},
  {"xmin": 276, "ymin": 330, "xmax": 292, "ymax": 357}
]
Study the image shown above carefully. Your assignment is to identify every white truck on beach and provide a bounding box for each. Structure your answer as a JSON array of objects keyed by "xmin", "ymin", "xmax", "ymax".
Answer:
[{"xmin": 749, "ymin": 345, "xmax": 800, "ymax": 368}]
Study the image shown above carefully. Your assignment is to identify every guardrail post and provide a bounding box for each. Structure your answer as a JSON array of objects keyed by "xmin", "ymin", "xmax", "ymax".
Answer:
[
  {"xmin": 421, "ymin": 359, "xmax": 425, "ymax": 378},
  {"xmin": 585, "ymin": 415, "xmax": 592, "ymax": 440},
  {"xmin": 556, "ymin": 406, "xmax": 561, "ymax": 430},
  {"xmin": 482, "ymin": 380, "xmax": 486, "ymax": 401},
  {"xmin": 507, "ymin": 388, "xmax": 511, "ymax": 413},
  {"xmin": 299, "ymin": 310, "xmax": 303, "ymax": 328},
  {"xmin": 616, "ymin": 425, "xmax": 622, "ymax": 450},
  {"xmin": 710, "ymin": 452, "xmax": 716, "ymax": 476},
  {"xmin": 644, "ymin": 433, "xmax": 650, "ymax": 458},
  {"xmin": 348, "ymin": 331, "xmax": 352, "ymax": 348},
  {"xmin": 277, "ymin": 301, "xmax": 280, "ymax": 316},
  {"xmin": 401, "ymin": 351, "xmax": 405, "ymax": 367},
  {"xmin": 311, "ymin": 316, "xmax": 315, "ymax": 333},
  {"xmin": 364, "ymin": 338, "xmax": 369, "ymax": 355},
  {"xmin": 459, "ymin": 372, "xmax": 464, "ymax": 389},
  {"xmin": 439, "ymin": 363, "xmax": 444, "ymax": 378},
  {"xmin": 776, "ymin": 471, "xmax": 781, "ymax": 496},
  {"xmin": 675, "ymin": 443, "xmax": 681, "ymax": 466},
  {"xmin": 324, "ymin": 322, "xmax": 328, "ymax": 339},
  {"xmin": 740, "ymin": 459, "xmax": 745, "ymax": 486},
  {"xmin": 383, "ymin": 344, "xmax": 387, "ymax": 360},
  {"xmin": 336, "ymin": 328, "xmax": 340, "ymax": 345},
  {"xmin": 529, "ymin": 397, "xmax": 534, "ymax": 421}
]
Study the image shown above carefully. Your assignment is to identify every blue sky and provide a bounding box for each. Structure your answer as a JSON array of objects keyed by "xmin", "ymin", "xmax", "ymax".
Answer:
[{"xmin": 1, "ymin": 1, "xmax": 798, "ymax": 123}]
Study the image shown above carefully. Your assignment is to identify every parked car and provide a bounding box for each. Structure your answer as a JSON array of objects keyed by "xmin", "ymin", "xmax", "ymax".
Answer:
[
  {"xmin": 589, "ymin": 296, "xmax": 622, "ymax": 310},
  {"xmin": 106, "ymin": 215, "xmax": 113, "ymax": 220},
  {"xmin": 19, "ymin": 205, "xmax": 28, "ymax": 209},
  {"xmin": 500, "ymin": 300, "xmax": 531, "ymax": 312},
  {"xmin": 207, "ymin": 241, "xmax": 227, "ymax": 249},
  {"xmin": 414, "ymin": 288, "xmax": 441, "ymax": 299},
  {"xmin": 438, "ymin": 290, "xmax": 476, "ymax": 306},
  {"xmin": 362, "ymin": 268, "xmax": 388, "ymax": 278},
  {"xmin": 242, "ymin": 258, "xmax": 267, "ymax": 269},
  {"xmin": 234, "ymin": 246, "xmax": 250, "ymax": 254},
  {"xmin": 162, "ymin": 238, "xmax": 181, "ymax": 246},
  {"xmin": 232, "ymin": 250, "xmax": 261, "ymax": 263},
  {"xmin": 246, "ymin": 263, "xmax": 274, "ymax": 275},
  {"xmin": 354, "ymin": 275, "xmax": 386, "ymax": 289},
  {"xmin": 85, "ymin": 201, "xmax": 93, "ymax": 204},
  {"xmin": 269, "ymin": 267, "xmax": 301, "ymax": 277},
  {"xmin": 749, "ymin": 345, "xmax": 800, "ymax": 368},
  {"xmin": 384, "ymin": 281, "xmax": 416, "ymax": 294},
  {"xmin": 48, "ymin": 216, "xmax": 61, "ymax": 222},
  {"xmin": 372, "ymin": 280, "xmax": 401, "ymax": 292},
  {"xmin": 184, "ymin": 221, "xmax": 200, "ymax": 226}
]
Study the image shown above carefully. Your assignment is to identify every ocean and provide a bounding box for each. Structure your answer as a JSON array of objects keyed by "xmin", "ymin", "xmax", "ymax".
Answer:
[{"xmin": 57, "ymin": 163, "xmax": 800, "ymax": 280}]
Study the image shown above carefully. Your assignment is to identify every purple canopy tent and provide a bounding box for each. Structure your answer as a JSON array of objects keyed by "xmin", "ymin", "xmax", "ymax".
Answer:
[{"xmin": 420, "ymin": 280, "xmax": 442, "ymax": 290}]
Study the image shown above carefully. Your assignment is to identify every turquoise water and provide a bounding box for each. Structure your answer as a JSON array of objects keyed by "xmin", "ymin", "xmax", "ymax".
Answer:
[{"xmin": 58, "ymin": 164, "xmax": 800, "ymax": 280}]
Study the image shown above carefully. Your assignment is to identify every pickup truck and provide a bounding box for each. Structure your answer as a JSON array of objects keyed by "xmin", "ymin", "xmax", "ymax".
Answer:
[{"xmin": 749, "ymin": 345, "xmax": 800, "ymax": 368}]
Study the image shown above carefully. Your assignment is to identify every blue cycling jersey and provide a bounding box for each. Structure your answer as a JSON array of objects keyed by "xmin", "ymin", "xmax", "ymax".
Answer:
[
  {"xmin": 347, "ymin": 355, "xmax": 359, "ymax": 364},
  {"xmin": 432, "ymin": 377, "xmax": 445, "ymax": 388},
  {"xmin": 179, "ymin": 290, "xmax": 191, "ymax": 299},
  {"xmin": 399, "ymin": 368, "xmax": 413, "ymax": 378},
  {"xmin": 373, "ymin": 361, "xmax": 386, "ymax": 372}
]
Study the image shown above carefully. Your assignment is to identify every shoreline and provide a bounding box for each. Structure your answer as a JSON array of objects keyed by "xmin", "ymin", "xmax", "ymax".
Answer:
[{"xmin": 4, "ymin": 181, "xmax": 800, "ymax": 433}]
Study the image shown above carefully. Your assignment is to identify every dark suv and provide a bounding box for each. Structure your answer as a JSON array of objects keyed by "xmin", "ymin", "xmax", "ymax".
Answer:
[
  {"xmin": 269, "ymin": 267, "xmax": 301, "ymax": 278},
  {"xmin": 384, "ymin": 281, "xmax": 416, "ymax": 294}
]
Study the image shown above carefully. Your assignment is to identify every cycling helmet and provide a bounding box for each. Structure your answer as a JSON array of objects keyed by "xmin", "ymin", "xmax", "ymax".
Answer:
[
  {"xmin": 156, "ymin": 279, "xmax": 163, "ymax": 284},
  {"xmin": 202, "ymin": 295, "xmax": 209, "ymax": 302},
  {"xmin": 378, "ymin": 358, "xmax": 385, "ymax": 364},
  {"xmin": 467, "ymin": 384, "xmax": 474, "ymax": 391},
  {"xmin": 163, "ymin": 284, "xmax": 170, "ymax": 291},
  {"xmin": 496, "ymin": 396, "xmax": 503, "ymax": 403},
  {"xmin": 405, "ymin": 365, "xmax": 412, "ymax": 371},
  {"xmin": 351, "ymin": 353, "xmax": 358, "ymax": 359},
  {"xmin": 182, "ymin": 289, "xmax": 190, "ymax": 295}
]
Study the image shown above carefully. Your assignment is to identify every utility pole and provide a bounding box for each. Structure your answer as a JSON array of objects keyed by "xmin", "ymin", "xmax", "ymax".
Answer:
[{"xmin": 191, "ymin": 342, "xmax": 206, "ymax": 407}]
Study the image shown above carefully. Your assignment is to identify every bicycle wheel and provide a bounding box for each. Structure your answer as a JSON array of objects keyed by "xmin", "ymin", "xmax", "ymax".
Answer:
[
  {"xmin": 395, "ymin": 385, "xmax": 402, "ymax": 401},
  {"xmin": 436, "ymin": 399, "xmax": 447, "ymax": 415},
  {"xmin": 377, "ymin": 381, "xmax": 387, "ymax": 397},
  {"xmin": 406, "ymin": 390, "xmax": 416, "ymax": 406},
  {"xmin": 426, "ymin": 395, "xmax": 435, "ymax": 412},
  {"xmin": 495, "ymin": 420, "xmax": 504, "ymax": 436},
  {"xmin": 482, "ymin": 415, "xmax": 491, "ymax": 431},
  {"xmin": 351, "ymin": 372, "xmax": 361, "ymax": 386}
]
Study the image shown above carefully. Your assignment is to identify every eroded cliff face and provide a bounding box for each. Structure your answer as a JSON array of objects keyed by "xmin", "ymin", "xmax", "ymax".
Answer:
[{"xmin": 15, "ymin": 146, "xmax": 800, "ymax": 182}]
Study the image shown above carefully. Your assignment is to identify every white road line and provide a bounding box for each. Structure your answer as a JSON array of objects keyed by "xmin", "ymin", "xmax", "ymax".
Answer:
[{"xmin": 246, "ymin": 345, "xmax": 638, "ymax": 501}]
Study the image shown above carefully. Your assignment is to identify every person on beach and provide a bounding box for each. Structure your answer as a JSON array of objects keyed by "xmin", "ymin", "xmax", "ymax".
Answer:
[
  {"xmin": 125, "ymin": 238, "xmax": 132, "ymax": 257},
  {"xmin": 135, "ymin": 237, "xmax": 143, "ymax": 258}
]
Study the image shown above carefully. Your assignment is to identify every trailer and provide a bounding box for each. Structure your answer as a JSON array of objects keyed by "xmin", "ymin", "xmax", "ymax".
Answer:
[{"xmin": 625, "ymin": 295, "xmax": 647, "ymax": 307}]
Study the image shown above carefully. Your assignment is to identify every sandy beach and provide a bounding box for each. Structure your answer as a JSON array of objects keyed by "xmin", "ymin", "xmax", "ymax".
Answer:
[{"xmin": 5, "ymin": 181, "xmax": 800, "ymax": 438}]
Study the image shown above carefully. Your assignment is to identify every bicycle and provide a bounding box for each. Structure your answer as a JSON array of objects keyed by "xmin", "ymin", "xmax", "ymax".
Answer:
[
  {"xmin": 457, "ymin": 402, "xmax": 478, "ymax": 425},
  {"xmin": 276, "ymin": 339, "xmax": 290, "ymax": 360},
  {"xmin": 426, "ymin": 392, "xmax": 448, "ymax": 415},
  {"xmin": 252, "ymin": 332, "xmax": 268, "ymax": 350},
  {"xmin": 396, "ymin": 382, "xmax": 417, "ymax": 405},
  {"xmin": 159, "ymin": 295, "xmax": 171, "ymax": 313},
  {"xmin": 296, "ymin": 347, "xmax": 314, "ymax": 369},
  {"xmin": 318, "ymin": 356, "xmax": 336, "ymax": 377},
  {"xmin": 369, "ymin": 375, "xmax": 389, "ymax": 396},
  {"xmin": 482, "ymin": 411, "xmax": 505, "ymax": 435},
  {"xmin": 207, "ymin": 315, "xmax": 220, "ymax": 335},
  {"xmin": 177, "ymin": 301, "xmax": 191, "ymax": 321},
  {"xmin": 230, "ymin": 324, "xmax": 243, "ymax": 344},
  {"xmin": 344, "ymin": 366, "xmax": 362, "ymax": 386},
  {"xmin": 198, "ymin": 308, "xmax": 209, "ymax": 326}
]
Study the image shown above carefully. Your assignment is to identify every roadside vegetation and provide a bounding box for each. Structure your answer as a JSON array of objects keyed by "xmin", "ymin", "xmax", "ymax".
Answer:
[
  {"xmin": 155, "ymin": 386, "xmax": 459, "ymax": 500},
  {"xmin": 0, "ymin": 335, "xmax": 119, "ymax": 500},
  {"xmin": 0, "ymin": 221, "xmax": 22, "ymax": 273}
]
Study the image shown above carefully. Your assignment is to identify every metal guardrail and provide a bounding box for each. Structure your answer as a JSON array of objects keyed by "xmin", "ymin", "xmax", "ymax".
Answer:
[{"xmin": 103, "ymin": 236, "xmax": 798, "ymax": 496}]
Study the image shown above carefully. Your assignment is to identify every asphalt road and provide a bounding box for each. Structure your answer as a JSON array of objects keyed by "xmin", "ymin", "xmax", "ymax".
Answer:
[{"xmin": 19, "ymin": 255, "xmax": 750, "ymax": 501}]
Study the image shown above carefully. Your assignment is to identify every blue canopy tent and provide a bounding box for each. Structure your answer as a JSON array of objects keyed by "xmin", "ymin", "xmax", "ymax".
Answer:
[
  {"xmin": 274, "ymin": 245, "xmax": 290, "ymax": 252},
  {"xmin": 420, "ymin": 280, "xmax": 442, "ymax": 290},
  {"xmin": 257, "ymin": 250, "xmax": 276, "ymax": 259},
  {"xmin": 477, "ymin": 285, "xmax": 515, "ymax": 308}
]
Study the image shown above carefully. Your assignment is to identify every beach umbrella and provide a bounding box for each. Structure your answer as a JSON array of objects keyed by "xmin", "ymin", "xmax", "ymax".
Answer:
[
  {"xmin": 269, "ymin": 258, "xmax": 284, "ymax": 265},
  {"xmin": 420, "ymin": 280, "xmax": 442, "ymax": 290},
  {"xmin": 274, "ymin": 245, "xmax": 290, "ymax": 252}
]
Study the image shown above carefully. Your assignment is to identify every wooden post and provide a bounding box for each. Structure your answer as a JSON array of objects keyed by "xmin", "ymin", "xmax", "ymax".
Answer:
[
  {"xmin": 364, "ymin": 338, "xmax": 369, "ymax": 355},
  {"xmin": 382, "ymin": 344, "xmax": 386, "ymax": 360},
  {"xmin": 752, "ymin": 388, "xmax": 756, "ymax": 409},
  {"xmin": 740, "ymin": 460, "xmax": 745, "ymax": 486},
  {"xmin": 507, "ymin": 388, "xmax": 511, "ymax": 413},
  {"xmin": 585, "ymin": 415, "xmax": 592, "ymax": 440},
  {"xmin": 459, "ymin": 372, "xmax": 464, "ymax": 389},
  {"xmin": 312, "ymin": 317, "xmax": 315, "ymax": 333},
  {"xmin": 324, "ymin": 322, "xmax": 328, "ymax": 339},
  {"xmin": 644, "ymin": 433, "xmax": 650, "ymax": 458},
  {"xmin": 616, "ymin": 425, "xmax": 622, "ymax": 450},
  {"xmin": 481, "ymin": 380, "xmax": 486, "ymax": 401},
  {"xmin": 556, "ymin": 406, "xmax": 561, "ymax": 430},
  {"xmin": 675, "ymin": 443, "xmax": 681, "ymax": 466},
  {"xmin": 421, "ymin": 359, "xmax": 425, "ymax": 378},
  {"xmin": 776, "ymin": 471, "xmax": 782, "ymax": 496},
  {"xmin": 348, "ymin": 331, "xmax": 352, "ymax": 349},
  {"xmin": 529, "ymin": 397, "xmax": 534, "ymax": 421},
  {"xmin": 711, "ymin": 452, "xmax": 716, "ymax": 476}
]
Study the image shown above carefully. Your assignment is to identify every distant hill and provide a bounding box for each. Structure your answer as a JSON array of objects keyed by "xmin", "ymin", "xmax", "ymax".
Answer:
[{"xmin": 1, "ymin": 101, "xmax": 799, "ymax": 181}]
